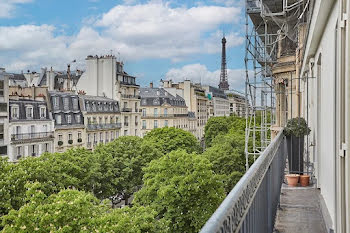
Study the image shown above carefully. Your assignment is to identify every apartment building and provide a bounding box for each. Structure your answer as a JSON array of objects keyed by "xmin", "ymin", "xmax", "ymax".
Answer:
[
  {"xmin": 140, "ymin": 87, "xmax": 189, "ymax": 137},
  {"xmin": 162, "ymin": 80, "xmax": 209, "ymax": 139},
  {"xmin": 0, "ymin": 69, "xmax": 10, "ymax": 157},
  {"xmin": 203, "ymin": 85, "xmax": 230, "ymax": 117},
  {"xmin": 76, "ymin": 55, "xmax": 141, "ymax": 137},
  {"xmin": 227, "ymin": 92, "xmax": 246, "ymax": 117},
  {"xmin": 48, "ymin": 91, "xmax": 85, "ymax": 153},
  {"xmin": 8, "ymin": 99, "xmax": 54, "ymax": 161},
  {"xmin": 79, "ymin": 95, "xmax": 121, "ymax": 150}
]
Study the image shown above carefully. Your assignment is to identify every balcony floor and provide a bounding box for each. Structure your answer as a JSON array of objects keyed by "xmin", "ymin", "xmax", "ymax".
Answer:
[{"xmin": 274, "ymin": 184, "xmax": 327, "ymax": 233}]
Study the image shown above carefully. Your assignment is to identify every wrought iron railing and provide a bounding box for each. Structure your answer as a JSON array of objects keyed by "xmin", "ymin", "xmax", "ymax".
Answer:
[
  {"xmin": 87, "ymin": 123, "xmax": 122, "ymax": 131},
  {"xmin": 200, "ymin": 131, "xmax": 286, "ymax": 233},
  {"xmin": 122, "ymin": 108, "xmax": 132, "ymax": 112},
  {"xmin": 141, "ymin": 114, "xmax": 188, "ymax": 118},
  {"xmin": 121, "ymin": 94, "xmax": 140, "ymax": 99},
  {"xmin": 11, "ymin": 132, "xmax": 54, "ymax": 141}
]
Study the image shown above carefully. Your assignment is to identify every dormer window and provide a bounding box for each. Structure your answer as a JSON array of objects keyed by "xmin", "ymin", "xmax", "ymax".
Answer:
[
  {"xmin": 11, "ymin": 105, "xmax": 19, "ymax": 119},
  {"xmin": 53, "ymin": 96, "xmax": 59, "ymax": 108},
  {"xmin": 56, "ymin": 115, "xmax": 61, "ymax": 124},
  {"xmin": 104, "ymin": 103, "xmax": 108, "ymax": 111},
  {"xmin": 72, "ymin": 98, "xmax": 78, "ymax": 110},
  {"xmin": 66, "ymin": 115, "xmax": 72, "ymax": 124},
  {"xmin": 26, "ymin": 106, "xmax": 33, "ymax": 119},
  {"xmin": 109, "ymin": 103, "xmax": 113, "ymax": 111},
  {"xmin": 63, "ymin": 97, "xmax": 69, "ymax": 110},
  {"xmin": 92, "ymin": 102, "xmax": 96, "ymax": 111},
  {"xmin": 75, "ymin": 114, "xmax": 81, "ymax": 123},
  {"xmin": 86, "ymin": 101, "xmax": 90, "ymax": 111},
  {"xmin": 39, "ymin": 106, "xmax": 46, "ymax": 118},
  {"xmin": 98, "ymin": 102, "xmax": 102, "ymax": 111}
]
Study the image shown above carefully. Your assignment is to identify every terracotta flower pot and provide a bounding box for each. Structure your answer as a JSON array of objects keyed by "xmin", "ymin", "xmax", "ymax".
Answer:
[
  {"xmin": 300, "ymin": 175, "xmax": 310, "ymax": 187},
  {"xmin": 285, "ymin": 174, "xmax": 300, "ymax": 187}
]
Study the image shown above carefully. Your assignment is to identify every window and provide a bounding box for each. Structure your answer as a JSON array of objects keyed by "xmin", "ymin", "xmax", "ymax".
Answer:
[
  {"xmin": 64, "ymin": 97, "xmax": 69, "ymax": 110},
  {"xmin": 135, "ymin": 129, "xmax": 137, "ymax": 136},
  {"xmin": 0, "ymin": 80, "xmax": 4, "ymax": 96},
  {"xmin": 0, "ymin": 124, "xmax": 3, "ymax": 140},
  {"xmin": 111, "ymin": 131, "xmax": 114, "ymax": 140},
  {"xmin": 116, "ymin": 131, "xmax": 119, "ymax": 138},
  {"xmin": 26, "ymin": 106, "xmax": 33, "ymax": 118},
  {"xmin": 106, "ymin": 132, "xmax": 109, "ymax": 141},
  {"xmin": 68, "ymin": 133, "xmax": 72, "ymax": 140},
  {"xmin": 109, "ymin": 103, "xmax": 113, "ymax": 111},
  {"xmin": 30, "ymin": 125, "xmax": 35, "ymax": 136},
  {"xmin": 93, "ymin": 117, "xmax": 97, "ymax": 124},
  {"xmin": 142, "ymin": 120, "xmax": 146, "ymax": 129},
  {"xmin": 142, "ymin": 108, "xmax": 146, "ymax": 117},
  {"xmin": 53, "ymin": 97, "xmax": 59, "ymax": 108},
  {"xmin": 16, "ymin": 146, "xmax": 22, "ymax": 158},
  {"xmin": 72, "ymin": 98, "xmax": 78, "ymax": 110},
  {"xmin": 43, "ymin": 125, "xmax": 47, "ymax": 133},
  {"xmin": 154, "ymin": 120, "xmax": 158, "ymax": 129},
  {"xmin": 58, "ymin": 134, "xmax": 63, "ymax": 141},
  {"xmin": 40, "ymin": 106, "xmax": 46, "ymax": 118},
  {"xmin": 99, "ymin": 117, "xmax": 103, "ymax": 124},
  {"xmin": 110, "ymin": 116, "xmax": 114, "ymax": 124},
  {"xmin": 87, "ymin": 134, "xmax": 91, "ymax": 143},
  {"xmin": 78, "ymin": 131, "xmax": 82, "ymax": 139},
  {"xmin": 56, "ymin": 115, "xmax": 62, "ymax": 124},
  {"xmin": 76, "ymin": 114, "xmax": 81, "ymax": 123},
  {"xmin": 66, "ymin": 115, "xmax": 72, "ymax": 124},
  {"xmin": 98, "ymin": 103, "xmax": 102, "ymax": 111},
  {"xmin": 15, "ymin": 125, "xmax": 21, "ymax": 135},
  {"xmin": 105, "ymin": 117, "xmax": 108, "ymax": 124},
  {"xmin": 154, "ymin": 108, "xmax": 158, "ymax": 117},
  {"xmin": 93, "ymin": 133, "xmax": 97, "ymax": 142},
  {"xmin": 135, "ymin": 102, "xmax": 138, "ymax": 111},
  {"xmin": 44, "ymin": 143, "xmax": 49, "ymax": 152},
  {"xmin": 100, "ymin": 132, "xmax": 103, "ymax": 141},
  {"xmin": 164, "ymin": 108, "xmax": 168, "ymax": 116},
  {"xmin": 86, "ymin": 102, "xmax": 90, "ymax": 111},
  {"xmin": 165, "ymin": 120, "xmax": 168, "ymax": 127},
  {"xmin": 11, "ymin": 106, "xmax": 19, "ymax": 119},
  {"xmin": 124, "ymin": 130, "xmax": 128, "ymax": 136},
  {"xmin": 135, "ymin": 116, "xmax": 138, "ymax": 125}
]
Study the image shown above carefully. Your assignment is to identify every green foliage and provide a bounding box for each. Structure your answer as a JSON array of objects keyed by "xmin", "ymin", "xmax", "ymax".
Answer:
[
  {"xmin": 284, "ymin": 117, "xmax": 311, "ymax": 137},
  {"xmin": 204, "ymin": 115, "xmax": 246, "ymax": 147},
  {"xmin": 93, "ymin": 136, "xmax": 162, "ymax": 200},
  {"xmin": 203, "ymin": 131, "xmax": 246, "ymax": 192},
  {"xmin": 143, "ymin": 127, "xmax": 201, "ymax": 154},
  {"xmin": 0, "ymin": 148, "xmax": 99, "ymax": 216},
  {"xmin": 90, "ymin": 206, "xmax": 169, "ymax": 233},
  {"xmin": 1, "ymin": 183, "xmax": 167, "ymax": 233},
  {"xmin": 134, "ymin": 150, "xmax": 225, "ymax": 233},
  {"xmin": 1, "ymin": 184, "xmax": 105, "ymax": 233}
]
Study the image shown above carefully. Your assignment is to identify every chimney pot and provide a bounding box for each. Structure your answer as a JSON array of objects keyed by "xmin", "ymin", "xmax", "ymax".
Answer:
[{"xmin": 150, "ymin": 82, "xmax": 153, "ymax": 88}]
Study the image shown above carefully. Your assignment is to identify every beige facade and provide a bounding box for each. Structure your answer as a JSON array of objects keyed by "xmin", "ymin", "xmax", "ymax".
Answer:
[
  {"xmin": 79, "ymin": 95, "xmax": 121, "ymax": 150},
  {"xmin": 54, "ymin": 127, "xmax": 85, "ymax": 153},
  {"xmin": 227, "ymin": 92, "xmax": 246, "ymax": 117},
  {"xmin": 162, "ymin": 80, "xmax": 209, "ymax": 140},
  {"xmin": 140, "ymin": 87, "xmax": 189, "ymax": 137}
]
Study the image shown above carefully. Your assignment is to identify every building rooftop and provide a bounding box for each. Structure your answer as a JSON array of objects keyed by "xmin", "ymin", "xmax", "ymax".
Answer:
[{"xmin": 140, "ymin": 88, "xmax": 186, "ymax": 107}]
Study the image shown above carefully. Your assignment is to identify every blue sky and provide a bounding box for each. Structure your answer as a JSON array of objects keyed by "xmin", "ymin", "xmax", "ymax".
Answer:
[{"xmin": 0, "ymin": 0, "xmax": 246, "ymax": 90}]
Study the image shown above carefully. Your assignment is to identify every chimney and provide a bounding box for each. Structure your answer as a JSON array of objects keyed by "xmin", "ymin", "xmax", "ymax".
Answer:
[{"xmin": 150, "ymin": 82, "xmax": 153, "ymax": 88}]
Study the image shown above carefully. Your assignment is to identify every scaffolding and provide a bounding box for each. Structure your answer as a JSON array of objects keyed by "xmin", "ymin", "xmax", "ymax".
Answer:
[{"xmin": 244, "ymin": 0, "xmax": 304, "ymax": 170}]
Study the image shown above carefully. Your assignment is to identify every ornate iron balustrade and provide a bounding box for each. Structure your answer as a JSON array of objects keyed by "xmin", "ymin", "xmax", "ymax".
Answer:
[
  {"xmin": 141, "ymin": 114, "xmax": 189, "ymax": 118},
  {"xmin": 200, "ymin": 131, "xmax": 286, "ymax": 233},
  {"xmin": 11, "ymin": 132, "xmax": 54, "ymax": 141},
  {"xmin": 121, "ymin": 94, "xmax": 140, "ymax": 99},
  {"xmin": 121, "ymin": 108, "xmax": 132, "ymax": 112},
  {"xmin": 87, "ymin": 123, "xmax": 122, "ymax": 131}
]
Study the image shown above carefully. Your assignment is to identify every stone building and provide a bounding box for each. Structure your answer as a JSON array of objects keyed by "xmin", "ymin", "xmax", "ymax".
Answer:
[
  {"xmin": 227, "ymin": 92, "xmax": 246, "ymax": 117},
  {"xmin": 79, "ymin": 95, "xmax": 121, "ymax": 150},
  {"xmin": 140, "ymin": 87, "xmax": 189, "ymax": 137},
  {"xmin": 0, "ymin": 70, "xmax": 10, "ymax": 157},
  {"xmin": 8, "ymin": 99, "xmax": 54, "ymax": 161},
  {"xmin": 202, "ymin": 85, "xmax": 230, "ymax": 117},
  {"xmin": 48, "ymin": 91, "xmax": 85, "ymax": 153},
  {"xmin": 161, "ymin": 80, "xmax": 209, "ymax": 140},
  {"xmin": 76, "ymin": 55, "xmax": 141, "ymax": 137}
]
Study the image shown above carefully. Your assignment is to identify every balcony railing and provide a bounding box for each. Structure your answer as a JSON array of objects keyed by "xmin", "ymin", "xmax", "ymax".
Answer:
[
  {"xmin": 11, "ymin": 132, "xmax": 54, "ymax": 141},
  {"xmin": 141, "ymin": 114, "xmax": 188, "ymax": 118},
  {"xmin": 122, "ymin": 108, "xmax": 132, "ymax": 112},
  {"xmin": 87, "ymin": 123, "xmax": 122, "ymax": 131},
  {"xmin": 200, "ymin": 131, "xmax": 286, "ymax": 233},
  {"xmin": 121, "ymin": 94, "xmax": 140, "ymax": 99}
]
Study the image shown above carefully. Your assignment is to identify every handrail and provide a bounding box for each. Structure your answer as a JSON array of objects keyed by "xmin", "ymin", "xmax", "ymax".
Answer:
[
  {"xmin": 11, "ymin": 132, "xmax": 54, "ymax": 140},
  {"xmin": 200, "ymin": 131, "xmax": 286, "ymax": 233}
]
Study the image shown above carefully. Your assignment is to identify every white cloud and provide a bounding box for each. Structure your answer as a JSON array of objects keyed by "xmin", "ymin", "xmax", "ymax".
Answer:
[
  {"xmin": 0, "ymin": 1, "xmax": 244, "ymax": 72},
  {"xmin": 164, "ymin": 63, "xmax": 246, "ymax": 92},
  {"xmin": 0, "ymin": 0, "xmax": 33, "ymax": 18}
]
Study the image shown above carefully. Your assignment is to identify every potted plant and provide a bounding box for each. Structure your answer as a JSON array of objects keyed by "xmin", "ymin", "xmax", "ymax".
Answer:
[
  {"xmin": 284, "ymin": 117, "xmax": 310, "ymax": 175},
  {"xmin": 68, "ymin": 139, "xmax": 73, "ymax": 145},
  {"xmin": 58, "ymin": 141, "xmax": 63, "ymax": 146},
  {"xmin": 77, "ymin": 138, "xmax": 82, "ymax": 143}
]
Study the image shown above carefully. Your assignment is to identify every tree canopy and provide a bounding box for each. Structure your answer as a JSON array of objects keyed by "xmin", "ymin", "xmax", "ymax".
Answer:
[
  {"xmin": 93, "ymin": 136, "xmax": 162, "ymax": 200},
  {"xmin": 133, "ymin": 150, "xmax": 225, "ymax": 233},
  {"xmin": 143, "ymin": 127, "xmax": 202, "ymax": 154}
]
